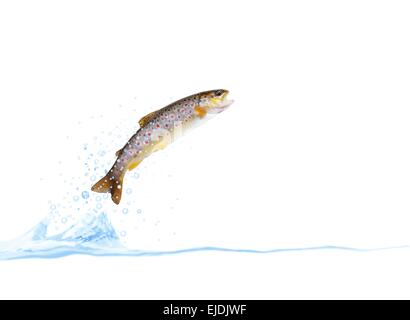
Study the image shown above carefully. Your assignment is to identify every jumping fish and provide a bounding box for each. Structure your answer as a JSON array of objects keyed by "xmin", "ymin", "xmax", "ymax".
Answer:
[{"xmin": 91, "ymin": 89, "xmax": 234, "ymax": 204}]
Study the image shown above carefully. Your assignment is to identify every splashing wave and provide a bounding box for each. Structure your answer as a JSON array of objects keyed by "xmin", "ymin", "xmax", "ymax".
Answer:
[{"xmin": 1, "ymin": 211, "xmax": 409, "ymax": 260}]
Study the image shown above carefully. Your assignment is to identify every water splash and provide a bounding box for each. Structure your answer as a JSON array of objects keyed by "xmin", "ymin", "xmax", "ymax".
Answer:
[
  {"xmin": 1, "ymin": 220, "xmax": 409, "ymax": 260},
  {"xmin": 0, "ymin": 212, "xmax": 125, "ymax": 260},
  {"xmin": 1, "ymin": 190, "xmax": 409, "ymax": 259}
]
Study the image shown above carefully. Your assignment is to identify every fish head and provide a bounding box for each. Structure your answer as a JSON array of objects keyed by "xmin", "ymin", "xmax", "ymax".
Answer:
[{"xmin": 198, "ymin": 89, "xmax": 234, "ymax": 114}]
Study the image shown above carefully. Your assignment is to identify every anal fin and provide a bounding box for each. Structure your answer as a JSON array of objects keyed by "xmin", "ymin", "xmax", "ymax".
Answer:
[{"xmin": 128, "ymin": 160, "xmax": 142, "ymax": 171}]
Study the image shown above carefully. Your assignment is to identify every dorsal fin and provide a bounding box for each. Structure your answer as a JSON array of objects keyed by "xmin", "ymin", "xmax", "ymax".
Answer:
[{"xmin": 139, "ymin": 110, "xmax": 161, "ymax": 127}]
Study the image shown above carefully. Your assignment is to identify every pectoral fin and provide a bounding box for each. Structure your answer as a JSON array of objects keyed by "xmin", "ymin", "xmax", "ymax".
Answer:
[{"xmin": 194, "ymin": 105, "xmax": 207, "ymax": 118}]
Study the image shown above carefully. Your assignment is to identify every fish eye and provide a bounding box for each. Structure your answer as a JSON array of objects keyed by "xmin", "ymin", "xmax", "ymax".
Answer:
[{"xmin": 214, "ymin": 90, "xmax": 224, "ymax": 96}]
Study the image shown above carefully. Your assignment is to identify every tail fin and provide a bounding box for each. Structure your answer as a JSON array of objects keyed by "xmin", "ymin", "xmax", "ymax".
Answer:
[{"xmin": 91, "ymin": 173, "xmax": 124, "ymax": 205}]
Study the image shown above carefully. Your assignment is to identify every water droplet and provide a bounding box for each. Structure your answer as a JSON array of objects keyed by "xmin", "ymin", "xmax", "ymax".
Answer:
[
  {"xmin": 81, "ymin": 191, "xmax": 89, "ymax": 199},
  {"xmin": 73, "ymin": 195, "xmax": 79, "ymax": 201},
  {"xmin": 122, "ymin": 208, "xmax": 128, "ymax": 214},
  {"xmin": 126, "ymin": 188, "xmax": 132, "ymax": 195}
]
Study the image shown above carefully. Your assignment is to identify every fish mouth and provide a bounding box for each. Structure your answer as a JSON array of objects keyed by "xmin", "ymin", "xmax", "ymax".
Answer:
[
  {"xmin": 209, "ymin": 92, "xmax": 234, "ymax": 114},
  {"xmin": 219, "ymin": 90, "xmax": 234, "ymax": 106},
  {"xmin": 219, "ymin": 98, "xmax": 234, "ymax": 108},
  {"xmin": 207, "ymin": 90, "xmax": 234, "ymax": 114}
]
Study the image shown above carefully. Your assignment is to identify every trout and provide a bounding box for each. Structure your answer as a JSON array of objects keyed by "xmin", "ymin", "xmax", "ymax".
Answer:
[{"xmin": 91, "ymin": 89, "xmax": 233, "ymax": 204}]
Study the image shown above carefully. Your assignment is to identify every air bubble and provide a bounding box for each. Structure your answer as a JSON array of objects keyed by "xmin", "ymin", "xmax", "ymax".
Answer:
[
  {"xmin": 120, "ymin": 231, "xmax": 127, "ymax": 237},
  {"xmin": 81, "ymin": 191, "xmax": 89, "ymax": 199},
  {"xmin": 122, "ymin": 208, "xmax": 128, "ymax": 214},
  {"xmin": 126, "ymin": 188, "xmax": 132, "ymax": 195}
]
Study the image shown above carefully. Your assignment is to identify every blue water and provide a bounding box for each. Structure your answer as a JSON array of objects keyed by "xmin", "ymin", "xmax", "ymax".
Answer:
[{"xmin": 1, "ymin": 208, "xmax": 409, "ymax": 260}]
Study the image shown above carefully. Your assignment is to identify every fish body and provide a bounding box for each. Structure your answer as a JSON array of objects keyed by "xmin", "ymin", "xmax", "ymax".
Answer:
[{"xmin": 91, "ymin": 89, "xmax": 233, "ymax": 204}]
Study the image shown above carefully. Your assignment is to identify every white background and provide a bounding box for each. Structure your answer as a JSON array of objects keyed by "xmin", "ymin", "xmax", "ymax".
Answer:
[{"xmin": 1, "ymin": 0, "xmax": 410, "ymax": 299}]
